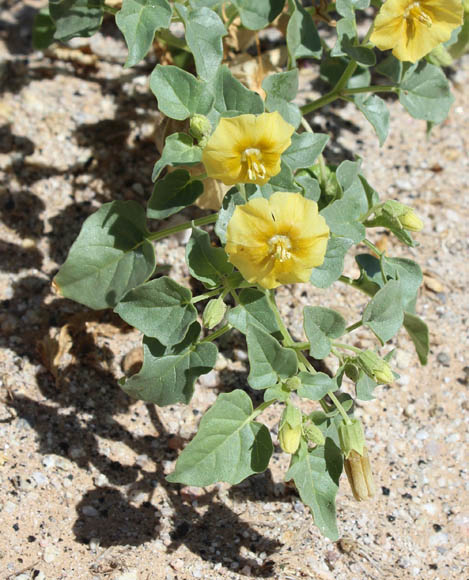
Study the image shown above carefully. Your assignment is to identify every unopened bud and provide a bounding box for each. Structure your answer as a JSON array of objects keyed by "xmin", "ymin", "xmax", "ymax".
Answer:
[
  {"xmin": 278, "ymin": 405, "xmax": 302, "ymax": 454},
  {"xmin": 356, "ymin": 350, "xmax": 394, "ymax": 384},
  {"xmin": 398, "ymin": 209, "xmax": 423, "ymax": 232},
  {"xmin": 303, "ymin": 422, "xmax": 325, "ymax": 446},
  {"xmin": 382, "ymin": 200, "xmax": 423, "ymax": 232},
  {"xmin": 202, "ymin": 297, "xmax": 226, "ymax": 329},
  {"xmin": 344, "ymin": 362, "xmax": 359, "ymax": 382},
  {"xmin": 284, "ymin": 376, "xmax": 301, "ymax": 391},
  {"xmin": 338, "ymin": 418, "xmax": 365, "ymax": 458},
  {"xmin": 190, "ymin": 114, "xmax": 212, "ymax": 146},
  {"xmin": 344, "ymin": 447, "xmax": 376, "ymax": 501}
]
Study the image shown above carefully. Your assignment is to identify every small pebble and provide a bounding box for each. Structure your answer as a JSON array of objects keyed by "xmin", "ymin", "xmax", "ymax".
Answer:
[
  {"xmin": 437, "ymin": 352, "xmax": 450, "ymax": 366},
  {"xmin": 43, "ymin": 545, "xmax": 57, "ymax": 563},
  {"xmin": 115, "ymin": 571, "xmax": 138, "ymax": 580},
  {"xmin": 82, "ymin": 505, "xmax": 99, "ymax": 517},
  {"xmin": 32, "ymin": 472, "xmax": 48, "ymax": 486}
]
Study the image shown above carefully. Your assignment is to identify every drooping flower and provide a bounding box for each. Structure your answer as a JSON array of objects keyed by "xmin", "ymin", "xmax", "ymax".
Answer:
[
  {"xmin": 201, "ymin": 112, "xmax": 295, "ymax": 186},
  {"xmin": 370, "ymin": 0, "xmax": 464, "ymax": 63},
  {"xmin": 225, "ymin": 192, "xmax": 329, "ymax": 289}
]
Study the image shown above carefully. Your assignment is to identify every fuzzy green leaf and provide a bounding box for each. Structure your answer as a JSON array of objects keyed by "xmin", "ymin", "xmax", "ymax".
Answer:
[
  {"xmin": 246, "ymin": 324, "xmax": 298, "ymax": 389},
  {"xmin": 262, "ymin": 69, "xmax": 301, "ymax": 129},
  {"xmin": 186, "ymin": 226, "xmax": 233, "ymax": 288},
  {"xmin": 283, "ymin": 132, "xmax": 329, "ymax": 171},
  {"xmin": 152, "ymin": 133, "xmax": 202, "ymax": 181},
  {"xmin": 228, "ymin": 288, "xmax": 280, "ymax": 336},
  {"xmin": 286, "ymin": 0, "xmax": 322, "ymax": 63},
  {"xmin": 167, "ymin": 390, "xmax": 273, "ymax": 485},
  {"xmin": 232, "ymin": 0, "xmax": 285, "ymax": 30},
  {"xmin": 297, "ymin": 371, "xmax": 334, "ymax": 401},
  {"xmin": 304, "ymin": 306, "xmax": 347, "ymax": 359},
  {"xmin": 150, "ymin": 65, "xmax": 214, "ymax": 120},
  {"xmin": 147, "ymin": 170, "xmax": 203, "ymax": 219},
  {"xmin": 354, "ymin": 94, "xmax": 390, "ymax": 146},
  {"xmin": 309, "ymin": 237, "xmax": 354, "ymax": 288},
  {"xmin": 403, "ymin": 312, "xmax": 429, "ymax": 365},
  {"xmin": 122, "ymin": 326, "xmax": 217, "ymax": 405},
  {"xmin": 114, "ymin": 277, "xmax": 197, "ymax": 345},
  {"xmin": 363, "ymin": 280, "xmax": 404, "ymax": 344},
  {"xmin": 54, "ymin": 201, "xmax": 155, "ymax": 310},
  {"xmin": 49, "ymin": 0, "xmax": 103, "ymax": 41},
  {"xmin": 116, "ymin": 0, "xmax": 172, "ymax": 67}
]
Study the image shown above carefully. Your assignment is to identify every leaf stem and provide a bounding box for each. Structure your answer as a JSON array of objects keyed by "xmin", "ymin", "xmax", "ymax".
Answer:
[
  {"xmin": 148, "ymin": 213, "xmax": 218, "ymax": 242},
  {"xmin": 192, "ymin": 288, "xmax": 222, "ymax": 303},
  {"xmin": 332, "ymin": 341, "xmax": 362, "ymax": 354},
  {"xmin": 345, "ymin": 320, "xmax": 362, "ymax": 333},
  {"xmin": 199, "ymin": 323, "xmax": 231, "ymax": 343}
]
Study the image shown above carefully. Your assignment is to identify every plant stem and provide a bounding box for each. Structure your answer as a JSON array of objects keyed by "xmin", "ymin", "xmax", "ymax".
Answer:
[
  {"xmin": 199, "ymin": 323, "xmax": 231, "ymax": 343},
  {"xmin": 267, "ymin": 290, "xmax": 294, "ymax": 347},
  {"xmin": 363, "ymin": 238, "xmax": 383, "ymax": 256},
  {"xmin": 192, "ymin": 288, "xmax": 222, "ymax": 303},
  {"xmin": 346, "ymin": 320, "xmax": 362, "ymax": 333},
  {"xmin": 343, "ymin": 85, "xmax": 396, "ymax": 95},
  {"xmin": 339, "ymin": 275, "xmax": 376, "ymax": 297},
  {"xmin": 328, "ymin": 391, "xmax": 352, "ymax": 424},
  {"xmin": 332, "ymin": 341, "xmax": 362, "ymax": 354},
  {"xmin": 148, "ymin": 213, "xmax": 218, "ymax": 242}
]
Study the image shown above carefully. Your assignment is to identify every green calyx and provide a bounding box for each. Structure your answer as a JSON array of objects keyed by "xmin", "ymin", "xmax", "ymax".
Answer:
[
  {"xmin": 190, "ymin": 114, "xmax": 212, "ymax": 147},
  {"xmin": 278, "ymin": 404, "xmax": 302, "ymax": 454},
  {"xmin": 203, "ymin": 297, "xmax": 227, "ymax": 329},
  {"xmin": 338, "ymin": 418, "xmax": 365, "ymax": 458},
  {"xmin": 373, "ymin": 200, "xmax": 423, "ymax": 232},
  {"xmin": 356, "ymin": 350, "xmax": 394, "ymax": 384}
]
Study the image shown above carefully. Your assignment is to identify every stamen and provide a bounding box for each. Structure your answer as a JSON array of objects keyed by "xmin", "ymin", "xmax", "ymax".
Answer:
[
  {"xmin": 241, "ymin": 148, "xmax": 267, "ymax": 181},
  {"xmin": 404, "ymin": 2, "xmax": 432, "ymax": 27},
  {"xmin": 268, "ymin": 235, "xmax": 292, "ymax": 262}
]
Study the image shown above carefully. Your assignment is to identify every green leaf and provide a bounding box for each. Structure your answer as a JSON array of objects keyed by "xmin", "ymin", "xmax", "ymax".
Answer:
[
  {"xmin": 152, "ymin": 133, "xmax": 202, "ymax": 181},
  {"xmin": 186, "ymin": 226, "xmax": 233, "ymax": 288},
  {"xmin": 354, "ymin": 254, "xmax": 382, "ymax": 296},
  {"xmin": 167, "ymin": 390, "xmax": 273, "ymax": 485},
  {"xmin": 116, "ymin": 0, "xmax": 172, "ymax": 67},
  {"xmin": 175, "ymin": 3, "xmax": 225, "ymax": 81},
  {"xmin": 399, "ymin": 61, "xmax": 454, "ymax": 124},
  {"xmin": 355, "ymin": 370, "xmax": 378, "ymax": 401},
  {"xmin": 209, "ymin": 66, "xmax": 264, "ymax": 120},
  {"xmin": 354, "ymin": 94, "xmax": 389, "ymax": 146},
  {"xmin": 264, "ymin": 160, "xmax": 300, "ymax": 192},
  {"xmin": 295, "ymin": 171, "xmax": 321, "ymax": 201},
  {"xmin": 246, "ymin": 324, "xmax": 298, "ymax": 389},
  {"xmin": 384, "ymin": 257, "xmax": 422, "ymax": 313},
  {"xmin": 286, "ymin": 0, "xmax": 322, "ymax": 64},
  {"xmin": 262, "ymin": 69, "xmax": 301, "ymax": 129},
  {"xmin": 147, "ymin": 169, "xmax": 203, "ymax": 220},
  {"xmin": 336, "ymin": 0, "xmax": 370, "ymax": 18},
  {"xmin": 320, "ymin": 57, "xmax": 371, "ymax": 89},
  {"xmin": 32, "ymin": 8, "xmax": 56, "ymax": 50},
  {"xmin": 376, "ymin": 54, "xmax": 403, "ymax": 83},
  {"xmin": 297, "ymin": 371, "xmax": 334, "ymax": 401},
  {"xmin": 303, "ymin": 306, "xmax": 347, "ymax": 359},
  {"xmin": 320, "ymin": 197, "xmax": 366, "ymax": 244},
  {"xmin": 232, "ymin": 0, "xmax": 285, "ymax": 30},
  {"xmin": 286, "ymin": 442, "xmax": 340, "ymax": 540},
  {"xmin": 283, "ymin": 132, "xmax": 329, "ymax": 171},
  {"xmin": 335, "ymin": 159, "xmax": 361, "ymax": 192},
  {"xmin": 309, "ymin": 237, "xmax": 354, "ymax": 288},
  {"xmin": 228, "ymin": 288, "xmax": 280, "ymax": 336},
  {"xmin": 363, "ymin": 280, "xmax": 404, "ymax": 344},
  {"xmin": 215, "ymin": 187, "xmax": 245, "ymax": 244},
  {"xmin": 49, "ymin": 0, "xmax": 103, "ymax": 41},
  {"xmin": 114, "ymin": 277, "xmax": 197, "ymax": 345},
  {"xmin": 54, "ymin": 201, "xmax": 155, "ymax": 310},
  {"xmin": 122, "ymin": 327, "xmax": 217, "ymax": 405},
  {"xmin": 403, "ymin": 312, "xmax": 429, "ymax": 365},
  {"xmin": 150, "ymin": 65, "xmax": 214, "ymax": 120},
  {"xmin": 332, "ymin": 17, "xmax": 375, "ymax": 66}
]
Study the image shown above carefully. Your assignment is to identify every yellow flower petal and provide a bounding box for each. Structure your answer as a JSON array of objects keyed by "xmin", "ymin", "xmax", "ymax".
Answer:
[
  {"xmin": 370, "ymin": 0, "xmax": 464, "ymax": 63},
  {"xmin": 202, "ymin": 112, "xmax": 294, "ymax": 186},
  {"xmin": 225, "ymin": 192, "xmax": 330, "ymax": 289}
]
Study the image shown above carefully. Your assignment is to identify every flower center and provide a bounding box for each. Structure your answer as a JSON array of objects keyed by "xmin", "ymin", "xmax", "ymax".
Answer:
[
  {"xmin": 404, "ymin": 2, "xmax": 432, "ymax": 27},
  {"xmin": 241, "ymin": 148, "xmax": 266, "ymax": 181},
  {"xmin": 268, "ymin": 235, "xmax": 292, "ymax": 262}
]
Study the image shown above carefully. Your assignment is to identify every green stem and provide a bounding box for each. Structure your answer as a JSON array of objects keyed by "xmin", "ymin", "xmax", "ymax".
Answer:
[
  {"xmin": 103, "ymin": 3, "xmax": 118, "ymax": 14},
  {"xmin": 252, "ymin": 398, "xmax": 277, "ymax": 419},
  {"xmin": 199, "ymin": 323, "xmax": 231, "ymax": 343},
  {"xmin": 346, "ymin": 320, "xmax": 362, "ymax": 333},
  {"xmin": 267, "ymin": 290, "xmax": 294, "ymax": 347},
  {"xmin": 332, "ymin": 341, "xmax": 362, "ymax": 354},
  {"xmin": 339, "ymin": 275, "xmax": 376, "ymax": 297},
  {"xmin": 328, "ymin": 391, "xmax": 352, "ymax": 424},
  {"xmin": 148, "ymin": 213, "xmax": 218, "ymax": 242},
  {"xmin": 192, "ymin": 288, "xmax": 222, "ymax": 303},
  {"xmin": 363, "ymin": 238, "xmax": 383, "ymax": 256},
  {"xmin": 343, "ymin": 85, "xmax": 396, "ymax": 95}
]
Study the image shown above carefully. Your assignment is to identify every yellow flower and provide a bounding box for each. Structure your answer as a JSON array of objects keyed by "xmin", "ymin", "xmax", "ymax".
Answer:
[
  {"xmin": 225, "ymin": 192, "xmax": 329, "ymax": 289},
  {"xmin": 370, "ymin": 0, "xmax": 464, "ymax": 63},
  {"xmin": 201, "ymin": 112, "xmax": 294, "ymax": 186}
]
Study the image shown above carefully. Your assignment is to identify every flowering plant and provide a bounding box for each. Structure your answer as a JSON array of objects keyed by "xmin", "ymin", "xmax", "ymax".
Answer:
[{"xmin": 35, "ymin": 0, "xmax": 466, "ymax": 540}]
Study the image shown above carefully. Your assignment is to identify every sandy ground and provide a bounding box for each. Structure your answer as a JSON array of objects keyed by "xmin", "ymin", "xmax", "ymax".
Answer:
[{"xmin": 0, "ymin": 3, "xmax": 468, "ymax": 579}]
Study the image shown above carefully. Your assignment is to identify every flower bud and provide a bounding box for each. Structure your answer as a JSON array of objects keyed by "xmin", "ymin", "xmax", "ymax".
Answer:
[
  {"xmin": 338, "ymin": 418, "xmax": 365, "ymax": 458},
  {"xmin": 202, "ymin": 297, "xmax": 226, "ymax": 329},
  {"xmin": 356, "ymin": 350, "xmax": 394, "ymax": 384},
  {"xmin": 278, "ymin": 405, "xmax": 302, "ymax": 454},
  {"xmin": 303, "ymin": 422, "xmax": 325, "ymax": 446},
  {"xmin": 381, "ymin": 200, "xmax": 423, "ymax": 232},
  {"xmin": 284, "ymin": 376, "xmax": 301, "ymax": 391},
  {"xmin": 344, "ymin": 362, "xmax": 359, "ymax": 382},
  {"xmin": 190, "ymin": 114, "xmax": 212, "ymax": 146},
  {"xmin": 344, "ymin": 447, "xmax": 376, "ymax": 501},
  {"xmin": 398, "ymin": 209, "xmax": 423, "ymax": 232}
]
